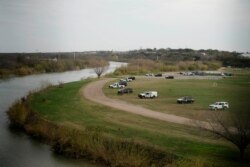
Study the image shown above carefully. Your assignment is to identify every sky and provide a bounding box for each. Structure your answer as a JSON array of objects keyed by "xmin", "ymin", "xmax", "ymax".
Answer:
[{"xmin": 0, "ymin": 0, "xmax": 249, "ymax": 52}]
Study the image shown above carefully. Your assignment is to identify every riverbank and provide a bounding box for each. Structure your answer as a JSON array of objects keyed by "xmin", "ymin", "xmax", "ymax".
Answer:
[
  {"xmin": 7, "ymin": 80, "xmax": 176, "ymax": 167},
  {"xmin": 7, "ymin": 79, "xmax": 249, "ymax": 167}
]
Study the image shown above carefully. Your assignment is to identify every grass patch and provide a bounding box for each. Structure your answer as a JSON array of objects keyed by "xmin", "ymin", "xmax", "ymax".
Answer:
[
  {"xmin": 104, "ymin": 70, "xmax": 250, "ymax": 121},
  {"xmin": 8, "ymin": 77, "xmax": 250, "ymax": 167}
]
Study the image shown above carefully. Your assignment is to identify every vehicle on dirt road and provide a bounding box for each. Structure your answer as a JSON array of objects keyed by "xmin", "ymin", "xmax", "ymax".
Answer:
[
  {"xmin": 209, "ymin": 102, "xmax": 229, "ymax": 110},
  {"xmin": 109, "ymin": 83, "xmax": 125, "ymax": 89},
  {"xmin": 165, "ymin": 75, "xmax": 174, "ymax": 79},
  {"xmin": 120, "ymin": 78, "xmax": 132, "ymax": 82},
  {"xmin": 117, "ymin": 88, "xmax": 133, "ymax": 95},
  {"xmin": 119, "ymin": 81, "xmax": 128, "ymax": 86},
  {"xmin": 154, "ymin": 73, "xmax": 162, "ymax": 77},
  {"xmin": 128, "ymin": 76, "xmax": 136, "ymax": 80},
  {"xmin": 177, "ymin": 96, "xmax": 195, "ymax": 104},
  {"xmin": 138, "ymin": 91, "xmax": 158, "ymax": 99},
  {"xmin": 145, "ymin": 73, "xmax": 154, "ymax": 77}
]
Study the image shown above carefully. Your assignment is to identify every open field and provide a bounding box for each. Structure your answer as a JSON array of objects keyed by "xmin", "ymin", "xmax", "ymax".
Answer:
[
  {"xmin": 103, "ymin": 69, "xmax": 250, "ymax": 122},
  {"xmin": 24, "ymin": 77, "xmax": 250, "ymax": 166}
]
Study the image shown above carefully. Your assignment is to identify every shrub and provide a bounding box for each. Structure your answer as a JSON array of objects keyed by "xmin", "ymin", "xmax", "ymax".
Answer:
[{"xmin": 7, "ymin": 98, "xmax": 177, "ymax": 167}]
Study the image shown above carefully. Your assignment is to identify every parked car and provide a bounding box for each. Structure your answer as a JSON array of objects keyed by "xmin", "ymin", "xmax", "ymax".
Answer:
[
  {"xmin": 138, "ymin": 91, "xmax": 158, "ymax": 99},
  {"xmin": 109, "ymin": 83, "xmax": 125, "ymax": 89},
  {"xmin": 128, "ymin": 76, "xmax": 136, "ymax": 80},
  {"xmin": 154, "ymin": 73, "xmax": 162, "ymax": 77},
  {"xmin": 165, "ymin": 75, "xmax": 174, "ymax": 79},
  {"xmin": 223, "ymin": 73, "xmax": 233, "ymax": 76},
  {"xmin": 117, "ymin": 88, "xmax": 133, "ymax": 95},
  {"xmin": 125, "ymin": 78, "xmax": 133, "ymax": 82},
  {"xmin": 119, "ymin": 81, "xmax": 128, "ymax": 86},
  {"xmin": 177, "ymin": 96, "xmax": 194, "ymax": 104},
  {"xmin": 183, "ymin": 72, "xmax": 194, "ymax": 76},
  {"xmin": 145, "ymin": 73, "xmax": 154, "ymax": 77},
  {"xmin": 209, "ymin": 102, "xmax": 229, "ymax": 110},
  {"xmin": 120, "ymin": 78, "xmax": 132, "ymax": 82}
]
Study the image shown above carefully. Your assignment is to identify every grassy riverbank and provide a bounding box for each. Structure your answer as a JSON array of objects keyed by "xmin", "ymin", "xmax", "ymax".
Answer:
[{"xmin": 8, "ymin": 79, "xmax": 249, "ymax": 167}]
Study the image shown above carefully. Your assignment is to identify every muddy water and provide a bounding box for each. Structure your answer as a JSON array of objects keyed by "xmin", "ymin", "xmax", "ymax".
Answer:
[{"xmin": 0, "ymin": 61, "xmax": 126, "ymax": 167}]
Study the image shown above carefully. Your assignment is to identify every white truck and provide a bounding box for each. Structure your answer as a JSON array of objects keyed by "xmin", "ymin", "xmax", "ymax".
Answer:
[
  {"xmin": 109, "ymin": 83, "xmax": 125, "ymax": 89},
  {"xmin": 209, "ymin": 102, "xmax": 229, "ymax": 110},
  {"xmin": 120, "ymin": 78, "xmax": 132, "ymax": 82},
  {"xmin": 138, "ymin": 91, "xmax": 158, "ymax": 99}
]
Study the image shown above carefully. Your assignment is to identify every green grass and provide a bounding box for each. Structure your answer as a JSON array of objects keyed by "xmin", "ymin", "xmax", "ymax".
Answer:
[
  {"xmin": 104, "ymin": 70, "xmax": 250, "ymax": 121},
  {"xmin": 27, "ymin": 77, "xmax": 250, "ymax": 166}
]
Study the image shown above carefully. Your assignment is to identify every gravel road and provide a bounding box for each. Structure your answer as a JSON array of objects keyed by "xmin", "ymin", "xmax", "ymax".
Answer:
[{"xmin": 83, "ymin": 78, "xmax": 214, "ymax": 130}]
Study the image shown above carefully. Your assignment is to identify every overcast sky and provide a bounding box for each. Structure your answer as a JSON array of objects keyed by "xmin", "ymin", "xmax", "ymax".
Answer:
[{"xmin": 0, "ymin": 0, "xmax": 249, "ymax": 52}]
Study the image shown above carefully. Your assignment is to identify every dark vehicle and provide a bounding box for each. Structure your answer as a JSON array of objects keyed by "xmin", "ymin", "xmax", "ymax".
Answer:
[
  {"xmin": 128, "ymin": 76, "xmax": 136, "ymax": 80},
  {"xmin": 177, "ymin": 96, "xmax": 194, "ymax": 104},
  {"xmin": 119, "ymin": 81, "xmax": 127, "ymax": 86},
  {"xmin": 117, "ymin": 88, "xmax": 133, "ymax": 95},
  {"xmin": 165, "ymin": 75, "xmax": 174, "ymax": 79},
  {"xmin": 154, "ymin": 73, "xmax": 162, "ymax": 77},
  {"xmin": 223, "ymin": 72, "xmax": 233, "ymax": 76}
]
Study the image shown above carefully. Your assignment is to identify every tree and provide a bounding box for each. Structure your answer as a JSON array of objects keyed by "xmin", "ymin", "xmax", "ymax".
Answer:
[
  {"xmin": 205, "ymin": 111, "xmax": 250, "ymax": 160},
  {"xmin": 94, "ymin": 66, "xmax": 108, "ymax": 78},
  {"xmin": 88, "ymin": 58, "xmax": 109, "ymax": 78}
]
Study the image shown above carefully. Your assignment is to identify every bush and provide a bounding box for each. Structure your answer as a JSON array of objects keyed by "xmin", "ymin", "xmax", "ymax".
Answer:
[{"xmin": 7, "ymin": 98, "xmax": 177, "ymax": 167}]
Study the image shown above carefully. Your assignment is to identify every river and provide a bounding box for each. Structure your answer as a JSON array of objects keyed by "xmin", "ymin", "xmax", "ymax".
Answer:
[{"xmin": 0, "ymin": 61, "xmax": 126, "ymax": 167}]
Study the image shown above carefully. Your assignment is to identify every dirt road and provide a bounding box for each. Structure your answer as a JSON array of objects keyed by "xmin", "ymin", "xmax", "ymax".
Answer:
[{"xmin": 83, "ymin": 78, "xmax": 213, "ymax": 130}]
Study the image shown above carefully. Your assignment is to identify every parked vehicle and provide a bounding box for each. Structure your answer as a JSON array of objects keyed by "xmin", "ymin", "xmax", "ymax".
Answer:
[
  {"xmin": 109, "ymin": 83, "xmax": 125, "ymax": 89},
  {"xmin": 145, "ymin": 73, "xmax": 154, "ymax": 77},
  {"xmin": 209, "ymin": 102, "xmax": 229, "ymax": 110},
  {"xmin": 181, "ymin": 71, "xmax": 195, "ymax": 76},
  {"xmin": 223, "ymin": 73, "xmax": 233, "ymax": 76},
  {"xmin": 117, "ymin": 88, "xmax": 133, "ymax": 95},
  {"xmin": 177, "ymin": 96, "xmax": 194, "ymax": 104},
  {"xmin": 165, "ymin": 75, "xmax": 174, "ymax": 79},
  {"xmin": 119, "ymin": 81, "xmax": 127, "ymax": 86},
  {"xmin": 138, "ymin": 91, "xmax": 158, "ymax": 99},
  {"xmin": 120, "ymin": 78, "xmax": 132, "ymax": 82},
  {"xmin": 128, "ymin": 76, "xmax": 136, "ymax": 80},
  {"xmin": 154, "ymin": 73, "xmax": 162, "ymax": 77}
]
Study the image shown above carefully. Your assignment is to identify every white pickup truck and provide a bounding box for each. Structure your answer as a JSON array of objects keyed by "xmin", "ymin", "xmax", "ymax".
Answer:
[
  {"xmin": 138, "ymin": 91, "xmax": 158, "ymax": 99},
  {"xmin": 109, "ymin": 83, "xmax": 125, "ymax": 89},
  {"xmin": 209, "ymin": 102, "xmax": 229, "ymax": 110}
]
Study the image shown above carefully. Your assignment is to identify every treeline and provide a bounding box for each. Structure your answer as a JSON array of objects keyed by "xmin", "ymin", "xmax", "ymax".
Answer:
[
  {"xmin": 113, "ymin": 59, "xmax": 221, "ymax": 75},
  {"xmin": 113, "ymin": 48, "xmax": 250, "ymax": 68},
  {"xmin": 0, "ymin": 52, "xmax": 110, "ymax": 77},
  {"xmin": 1, "ymin": 48, "xmax": 250, "ymax": 77}
]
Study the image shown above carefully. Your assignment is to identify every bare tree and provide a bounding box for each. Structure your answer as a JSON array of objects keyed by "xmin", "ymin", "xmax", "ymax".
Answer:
[
  {"xmin": 88, "ymin": 58, "xmax": 109, "ymax": 78},
  {"xmin": 205, "ymin": 111, "xmax": 250, "ymax": 160},
  {"xmin": 94, "ymin": 66, "xmax": 108, "ymax": 78}
]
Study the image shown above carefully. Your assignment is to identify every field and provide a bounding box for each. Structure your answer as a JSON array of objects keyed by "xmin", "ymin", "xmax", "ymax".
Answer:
[
  {"xmin": 25, "ymin": 69, "xmax": 250, "ymax": 167},
  {"xmin": 104, "ymin": 70, "xmax": 250, "ymax": 121}
]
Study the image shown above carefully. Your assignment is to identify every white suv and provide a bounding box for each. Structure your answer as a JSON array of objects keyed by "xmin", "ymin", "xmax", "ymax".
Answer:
[
  {"xmin": 138, "ymin": 91, "xmax": 158, "ymax": 99},
  {"xmin": 109, "ymin": 83, "xmax": 125, "ymax": 89},
  {"xmin": 209, "ymin": 102, "xmax": 229, "ymax": 110}
]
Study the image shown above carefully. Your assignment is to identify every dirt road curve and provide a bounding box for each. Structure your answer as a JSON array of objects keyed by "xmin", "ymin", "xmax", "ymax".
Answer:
[{"xmin": 83, "ymin": 78, "xmax": 213, "ymax": 130}]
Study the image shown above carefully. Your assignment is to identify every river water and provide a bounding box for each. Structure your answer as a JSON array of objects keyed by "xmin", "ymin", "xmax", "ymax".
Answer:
[{"xmin": 0, "ymin": 61, "xmax": 126, "ymax": 167}]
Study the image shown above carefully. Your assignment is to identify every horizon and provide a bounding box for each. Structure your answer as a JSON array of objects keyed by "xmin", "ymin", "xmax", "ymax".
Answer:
[
  {"xmin": 0, "ymin": 0, "xmax": 250, "ymax": 53},
  {"xmin": 0, "ymin": 47, "xmax": 247, "ymax": 54}
]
